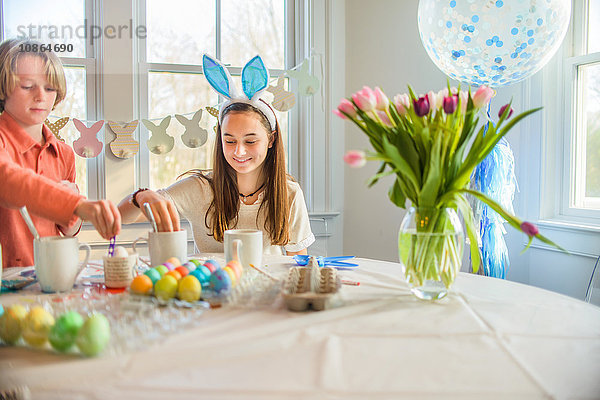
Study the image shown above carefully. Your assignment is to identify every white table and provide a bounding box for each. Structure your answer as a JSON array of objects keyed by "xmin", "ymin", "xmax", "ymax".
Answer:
[{"xmin": 1, "ymin": 256, "xmax": 599, "ymax": 399}]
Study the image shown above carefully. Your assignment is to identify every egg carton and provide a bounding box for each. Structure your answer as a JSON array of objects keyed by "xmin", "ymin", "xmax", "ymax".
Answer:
[{"xmin": 282, "ymin": 265, "xmax": 341, "ymax": 311}]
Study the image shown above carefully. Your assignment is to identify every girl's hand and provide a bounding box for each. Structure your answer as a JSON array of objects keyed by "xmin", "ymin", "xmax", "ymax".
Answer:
[
  {"xmin": 74, "ymin": 199, "xmax": 121, "ymax": 239},
  {"xmin": 135, "ymin": 190, "xmax": 180, "ymax": 232}
]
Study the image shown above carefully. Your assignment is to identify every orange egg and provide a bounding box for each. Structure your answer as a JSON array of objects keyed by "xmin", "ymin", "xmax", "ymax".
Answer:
[
  {"xmin": 226, "ymin": 260, "xmax": 243, "ymax": 279},
  {"xmin": 130, "ymin": 275, "xmax": 153, "ymax": 295},
  {"xmin": 175, "ymin": 266, "xmax": 189, "ymax": 277},
  {"xmin": 165, "ymin": 257, "xmax": 181, "ymax": 267},
  {"xmin": 165, "ymin": 270, "xmax": 182, "ymax": 281},
  {"xmin": 223, "ymin": 266, "xmax": 237, "ymax": 287}
]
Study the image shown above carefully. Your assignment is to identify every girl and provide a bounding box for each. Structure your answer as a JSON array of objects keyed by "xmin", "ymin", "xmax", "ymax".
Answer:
[
  {"xmin": 118, "ymin": 55, "xmax": 314, "ymax": 255},
  {"xmin": 0, "ymin": 38, "xmax": 121, "ymax": 267}
]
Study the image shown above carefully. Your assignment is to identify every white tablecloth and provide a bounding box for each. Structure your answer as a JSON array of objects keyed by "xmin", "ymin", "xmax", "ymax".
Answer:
[{"xmin": 1, "ymin": 256, "xmax": 599, "ymax": 399}]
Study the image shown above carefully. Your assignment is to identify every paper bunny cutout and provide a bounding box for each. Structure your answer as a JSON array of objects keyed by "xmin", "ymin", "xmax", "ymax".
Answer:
[
  {"xmin": 175, "ymin": 110, "xmax": 208, "ymax": 148},
  {"xmin": 142, "ymin": 116, "xmax": 174, "ymax": 155},
  {"xmin": 72, "ymin": 119, "xmax": 104, "ymax": 158},
  {"xmin": 44, "ymin": 117, "xmax": 70, "ymax": 142},
  {"xmin": 202, "ymin": 54, "xmax": 276, "ymax": 130},
  {"xmin": 286, "ymin": 59, "xmax": 320, "ymax": 96},
  {"xmin": 205, "ymin": 106, "xmax": 219, "ymax": 133},
  {"xmin": 267, "ymin": 76, "xmax": 296, "ymax": 112},
  {"xmin": 107, "ymin": 120, "xmax": 139, "ymax": 159}
]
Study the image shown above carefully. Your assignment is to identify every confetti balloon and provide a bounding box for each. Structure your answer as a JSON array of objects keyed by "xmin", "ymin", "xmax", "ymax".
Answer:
[{"xmin": 418, "ymin": 0, "xmax": 571, "ymax": 87}]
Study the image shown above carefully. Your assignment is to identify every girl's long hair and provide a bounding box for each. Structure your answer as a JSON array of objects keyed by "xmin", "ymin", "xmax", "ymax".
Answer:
[{"xmin": 184, "ymin": 102, "xmax": 290, "ymax": 244}]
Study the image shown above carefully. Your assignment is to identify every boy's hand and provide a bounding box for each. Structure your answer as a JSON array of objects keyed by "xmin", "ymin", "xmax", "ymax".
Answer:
[{"xmin": 74, "ymin": 199, "xmax": 122, "ymax": 239}]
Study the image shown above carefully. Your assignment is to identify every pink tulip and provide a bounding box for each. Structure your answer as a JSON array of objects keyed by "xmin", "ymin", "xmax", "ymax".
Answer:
[
  {"xmin": 373, "ymin": 87, "xmax": 390, "ymax": 111},
  {"xmin": 393, "ymin": 94, "xmax": 410, "ymax": 116},
  {"xmin": 498, "ymin": 104, "xmax": 514, "ymax": 119},
  {"xmin": 337, "ymin": 98, "xmax": 357, "ymax": 118},
  {"xmin": 472, "ymin": 85, "xmax": 494, "ymax": 108},
  {"xmin": 351, "ymin": 86, "xmax": 377, "ymax": 112},
  {"xmin": 520, "ymin": 221, "xmax": 539, "ymax": 237},
  {"xmin": 333, "ymin": 109, "xmax": 347, "ymax": 119},
  {"xmin": 427, "ymin": 90, "xmax": 443, "ymax": 110},
  {"xmin": 459, "ymin": 91, "xmax": 469, "ymax": 113},
  {"xmin": 377, "ymin": 110, "xmax": 393, "ymax": 127},
  {"xmin": 343, "ymin": 150, "xmax": 366, "ymax": 168}
]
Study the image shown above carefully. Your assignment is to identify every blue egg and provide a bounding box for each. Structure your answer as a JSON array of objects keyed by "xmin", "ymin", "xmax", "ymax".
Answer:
[{"xmin": 210, "ymin": 269, "xmax": 232, "ymax": 294}]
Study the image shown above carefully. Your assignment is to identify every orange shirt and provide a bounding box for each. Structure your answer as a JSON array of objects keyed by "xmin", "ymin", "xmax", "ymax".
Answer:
[{"xmin": 0, "ymin": 112, "xmax": 84, "ymax": 267}]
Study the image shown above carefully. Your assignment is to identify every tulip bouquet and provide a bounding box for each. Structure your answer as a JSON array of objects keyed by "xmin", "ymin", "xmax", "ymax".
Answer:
[{"xmin": 336, "ymin": 84, "xmax": 562, "ymax": 290}]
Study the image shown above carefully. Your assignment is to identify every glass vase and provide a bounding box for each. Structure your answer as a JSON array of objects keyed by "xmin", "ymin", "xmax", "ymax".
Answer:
[{"xmin": 398, "ymin": 206, "xmax": 464, "ymax": 300}]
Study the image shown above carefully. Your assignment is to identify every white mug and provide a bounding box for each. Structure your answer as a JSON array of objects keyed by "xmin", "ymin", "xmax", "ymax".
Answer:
[
  {"xmin": 133, "ymin": 230, "xmax": 188, "ymax": 267},
  {"xmin": 34, "ymin": 237, "xmax": 91, "ymax": 293},
  {"xmin": 224, "ymin": 229, "xmax": 263, "ymax": 268},
  {"xmin": 102, "ymin": 253, "xmax": 138, "ymax": 288}
]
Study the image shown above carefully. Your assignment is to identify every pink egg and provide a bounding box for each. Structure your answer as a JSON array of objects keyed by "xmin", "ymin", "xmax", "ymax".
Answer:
[{"xmin": 162, "ymin": 262, "xmax": 175, "ymax": 271}]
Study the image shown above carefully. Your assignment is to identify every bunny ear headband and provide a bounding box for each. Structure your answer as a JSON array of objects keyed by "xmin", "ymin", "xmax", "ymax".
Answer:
[{"xmin": 202, "ymin": 54, "xmax": 277, "ymax": 131}]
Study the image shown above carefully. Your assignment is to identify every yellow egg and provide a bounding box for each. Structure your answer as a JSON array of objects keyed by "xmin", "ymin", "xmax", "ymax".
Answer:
[
  {"xmin": 22, "ymin": 307, "xmax": 55, "ymax": 347},
  {"xmin": 223, "ymin": 266, "xmax": 237, "ymax": 287},
  {"xmin": 154, "ymin": 275, "xmax": 178, "ymax": 301},
  {"xmin": 0, "ymin": 304, "xmax": 28, "ymax": 345},
  {"xmin": 177, "ymin": 275, "xmax": 202, "ymax": 302}
]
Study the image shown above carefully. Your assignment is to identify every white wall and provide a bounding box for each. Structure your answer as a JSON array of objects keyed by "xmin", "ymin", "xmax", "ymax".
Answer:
[{"xmin": 341, "ymin": 0, "xmax": 599, "ymax": 303}]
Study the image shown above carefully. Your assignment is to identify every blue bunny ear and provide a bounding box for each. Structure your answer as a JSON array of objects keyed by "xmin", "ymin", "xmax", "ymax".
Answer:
[
  {"xmin": 241, "ymin": 55, "xmax": 269, "ymax": 100},
  {"xmin": 203, "ymin": 54, "xmax": 234, "ymax": 99}
]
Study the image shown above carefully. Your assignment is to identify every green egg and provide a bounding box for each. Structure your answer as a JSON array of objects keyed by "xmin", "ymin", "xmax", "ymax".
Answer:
[
  {"xmin": 76, "ymin": 313, "xmax": 111, "ymax": 357},
  {"xmin": 144, "ymin": 268, "xmax": 161, "ymax": 285},
  {"xmin": 49, "ymin": 311, "xmax": 85, "ymax": 352},
  {"xmin": 154, "ymin": 265, "xmax": 168, "ymax": 278}
]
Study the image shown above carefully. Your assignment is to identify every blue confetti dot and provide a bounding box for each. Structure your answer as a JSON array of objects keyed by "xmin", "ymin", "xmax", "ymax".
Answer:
[
  {"xmin": 494, "ymin": 56, "xmax": 502, "ymax": 63},
  {"xmin": 464, "ymin": 36, "xmax": 471, "ymax": 43},
  {"xmin": 459, "ymin": 50, "xmax": 465, "ymax": 56},
  {"xmin": 528, "ymin": 38, "xmax": 534, "ymax": 45},
  {"xmin": 511, "ymin": 27, "xmax": 518, "ymax": 35},
  {"xmin": 496, "ymin": 0, "xmax": 503, "ymax": 7},
  {"xmin": 491, "ymin": 65, "xmax": 498, "ymax": 70},
  {"xmin": 499, "ymin": 66, "xmax": 506, "ymax": 71},
  {"xmin": 492, "ymin": 75, "xmax": 501, "ymax": 81},
  {"xmin": 511, "ymin": 53, "xmax": 518, "ymax": 59},
  {"xmin": 452, "ymin": 50, "xmax": 461, "ymax": 58},
  {"xmin": 468, "ymin": 25, "xmax": 475, "ymax": 33},
  {"xmin": 527, "ymin": 29, "xmax": 534, "ymax": 37},
  {"xmin": 492, "ymin": 35, "xmax": 499, "ymax": 42},
  {"xmin": 450, "ymin": 0, "xmax": 456, "ymax": 7},
  {"xmin": 446, "ymin": 21, "xmax": 452, "ymax": 28},
  {"xmin": 537, "ymin": 18, "xmax": 543, "ymax": 26},
  {"xmin": 462, "ymin": 23, "xmax": 468, "ymax": 31},
  {"xmin": 472, "ymin": 15, "xmax": 479, "ymax": 23},
  {"xmin": 486, "ymin": 39, "xmax": 493, "ymax": 46},
  {"xmin": 520, "ymin": 43, "xmax": 527, "ymax": 49},
  {"xmin": 496, "ymin": 41, "xmax": 503, "ymax": 47}
]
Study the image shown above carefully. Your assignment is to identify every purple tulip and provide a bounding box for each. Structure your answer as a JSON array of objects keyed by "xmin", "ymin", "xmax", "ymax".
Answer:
[
  {"xmin": 413, "ymin": 96, "xmax": 430, "ymax": 117},
  {"xmin": 520, "ymin": 221, "xmax": 539, "ymax": 237},
  {"xmin": 498, "ymin": 104, "xmax": 514, "ymax": 119},
  {"xmin": 443, "ymin": 95, "xmax": 458, "ymax": 114}
]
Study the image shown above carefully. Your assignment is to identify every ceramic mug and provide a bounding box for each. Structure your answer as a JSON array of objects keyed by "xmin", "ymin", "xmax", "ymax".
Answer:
[
  {"xmin": 102, "ymin": 253, "xmax": 138, "ymax": 288},
  {"xmin": 224, "ymin": 229, "xmax": 263, "ymax": 268},
  {"xmin": 133, "ymin": 230, "xmax": 188, "ymax": 266},
  {"xmin": 34, "ymin": 236, "xmax": 91, "ymax": 293}
]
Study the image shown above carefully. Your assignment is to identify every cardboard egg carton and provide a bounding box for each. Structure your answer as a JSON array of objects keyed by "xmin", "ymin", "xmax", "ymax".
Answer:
[{"xmin": 282, "ymin": 263, "xmax": 341, "ymax": 311}]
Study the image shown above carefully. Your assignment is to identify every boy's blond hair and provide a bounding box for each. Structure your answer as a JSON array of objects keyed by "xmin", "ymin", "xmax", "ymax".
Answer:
[{"xmin": 0, "ymin": 38, "xmax": 67, "ymax": 112}]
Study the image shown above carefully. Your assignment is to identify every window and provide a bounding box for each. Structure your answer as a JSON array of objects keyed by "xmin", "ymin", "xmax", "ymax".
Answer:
[
  {"xmin": 1, "ymin": 0, "xmax": 100, "ymax": 199},
  {"xmin": 564, "ymin": 0, "xmax": 600, "ymax": 214},
  {"xmin": 138, "ymin": 0, "xmax": 290, "ymax": 190}
]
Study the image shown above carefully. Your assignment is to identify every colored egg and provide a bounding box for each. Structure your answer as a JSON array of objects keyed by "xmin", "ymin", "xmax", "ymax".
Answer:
[
  {"xmin": 76, "ymin": 313, "xmax": 111, "ymax": 357},
  {"xmin": 0, "ymin": 304, "xmax": 28, "ymax": 345},
  {"xmin": 155, "ymin": 265, "xmax": 169, "ymax": 277},
  {"xmin": 182, "ymin": 261, "xmax": 196, "ymax": 272},
  {"xmin": 162, "ymin": 262, "xmax": 176, "ymax": 271},
  {"xmin": 226, "ymin": 260, "xmax": 243, "ymax": 279},
  {"xmin": 130, "ymin": 275, "xmax": 154, "ymax": 295},
  {"xmin": 210, "ymin": 269, "xmax": 232, "ymax": 294},
  {"xmin": 113, "ymin": 246, "xmax": 129, "ymax": 257},
  {"xmin": 22, "ymin": 307, "xmax": 55, "ymax": 347},
  {"xmin": 175, "ymin": 266, "xmax": 190, "ymax": 277},
  {"xmin": 198, "ymin": 265, "xmax": 212, "ymax": 278},
  {"xmin": 49, "ymin": 311, "xmax": 84, "ymax": 352},
  {"xmin": 189, "ymin": 259, "xmax": 202, "ymax": 267},
  {"xmin": 154, "ymin": 275, "xmax": 178, "ymax": 300},
  {"xmin": 165, "ymin": 270, "xmax": 182, "ymax": 281},
  {"xmin": 190, "ymin": 269, "xmax": 208, "ymax": 285},
  {"xmin": 178, "ymin": 275, "xmax": 202, "ymax": 302},
  {"xmin": 203, "ymin": 259, "xmax": 220, "ymax": 273},
  {"xmin": 165, "ymin": 257, "xmax": 181, "ymax": 267},
  {"xmin": 223, "ymin": 266, "xmax": 237, "ymax": 287},
  {"xmin": 144, "ymin": 268, "xmax": 161, "ymax": 285}
]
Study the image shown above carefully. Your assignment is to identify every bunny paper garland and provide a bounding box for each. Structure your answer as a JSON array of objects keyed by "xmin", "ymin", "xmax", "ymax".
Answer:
[
  {"xmin": 175, "ymin": 110, "xmax": 208, "ymax": 148},
  {"xmin": 143, "ymin": 116, "xmax": 174, "ymax": 155},
  {"xmin": 72, "ymin": 119, "xmax": 104, "ymax": 158},
  {"xmin": 203, "ymin": 54, "xmax": 277, "ymax": 131},
  {"xmin": 286, "ymin": 59, "xmax": 320, "ymax": 96},
  {"xmin": 107, "ymin": 120, "xmax": 139, "ymax": 159},
  {"xmin": 267, "ymin": 76, "xmax": 296, "ymax": 112},
  {"xmin": 44, "ymin": 117, "xmax": 70, "ymax": 142}
]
